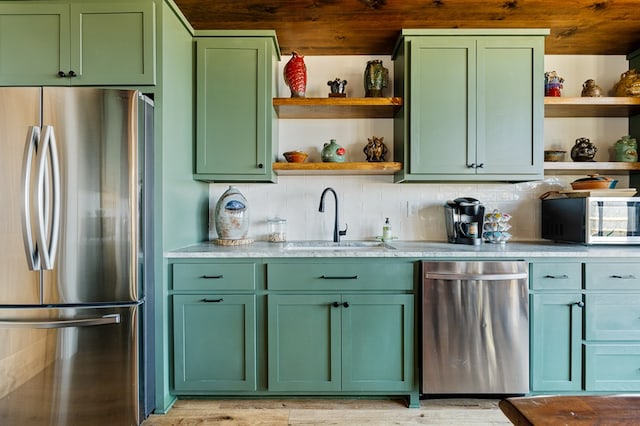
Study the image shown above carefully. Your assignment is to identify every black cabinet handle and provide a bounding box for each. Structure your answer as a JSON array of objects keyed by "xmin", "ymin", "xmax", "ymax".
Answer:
[
  {"xmin": 258, "ymin": 163, "xmax": 264, "ymax": 169},
  {"xmin": 611, "ymin": 274, "xmax": 636, "ymax": 279},
  {"xmin": 476, "ymin": 163, "xmax": 484, "ymax": 168},
  {"xmin": 201, "ymin": 274, "xmax": 224, "ymax": 279},
  {"xmin": 342, "ymin": 301, "xmax": 349, "ymax": 308},
  {"xmin": 574, "ymin": 301, "xmax": 584, "ymax": 308},
  {"xmin": 332, "ymin": 301, "xmax": 340, "ymax": 308},
  {"xmin": 331, "ymin": 301, "xmax": 349, "ymax": 308},
  {"xmin": 467, "ymin": 163, "xmax": 476, "ymax": 168},
  {"xmin": 200, "ymin": 298, "xmax": 224, "ymax": 303},
  {"xmin": 320, "ymin": 275, "xmax": 358, "ymax": 280},
  {"xmin": 544, "ymin": 274, "xmax": 569, "ymax": 279},
  {"xmin": 58, "ymin": 71, "xmax": 77, "ymax": 78}
]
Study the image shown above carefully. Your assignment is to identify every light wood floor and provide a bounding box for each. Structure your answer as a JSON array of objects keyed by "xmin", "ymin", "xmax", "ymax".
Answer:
[{"xmin": 142, "ymin": 398, "xmax": 512, "ymax": 425}]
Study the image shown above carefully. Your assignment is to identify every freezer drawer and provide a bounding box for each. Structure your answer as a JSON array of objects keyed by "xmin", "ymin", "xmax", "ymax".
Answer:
[{"xmin": 0, "ymin": 304, "xmax": 141, "ymax": 426}]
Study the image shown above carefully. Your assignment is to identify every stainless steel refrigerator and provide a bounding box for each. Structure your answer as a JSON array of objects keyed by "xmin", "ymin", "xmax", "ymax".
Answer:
[{"xmin": 0, "ymin": 87, "xmax": 154, "ymax": 425}]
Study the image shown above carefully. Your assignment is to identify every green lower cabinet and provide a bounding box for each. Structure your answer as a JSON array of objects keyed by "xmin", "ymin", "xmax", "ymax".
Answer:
[
  {"xmin": 268, "ymin": 294, "xmax": 341, "ymax": 392},
  {"xmin": 585, "ymin": 344, "xmax": 640, "ymax": 391},
  {"xmin": 530, "ymin": 293, "xmax": 583, "ymax": 392},
  {"xmin": 341, "ymin": 294, "xmax": 414, "ymax": 392},
  {"xmin": 268, "ymin": 293, "xmax": 414, "ymax": 393},
  {"xmin": 173, "ymin": 294, "xmax": 256, "ymax": 392}
]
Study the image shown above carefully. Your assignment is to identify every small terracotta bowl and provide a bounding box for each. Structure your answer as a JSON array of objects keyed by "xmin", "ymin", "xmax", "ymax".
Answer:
[
  {"xmin": 283, "ymin": 151, "xmax": 309, "ymax": 163},
  {"xmin": 544, "ymin": 150, "xmax": 566, "ymax": 162}
]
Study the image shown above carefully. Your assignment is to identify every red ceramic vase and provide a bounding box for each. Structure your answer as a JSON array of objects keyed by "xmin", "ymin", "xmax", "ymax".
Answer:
[{"xmin": 284, "ymin": 51, "xmax": 307, "ymax": 98}]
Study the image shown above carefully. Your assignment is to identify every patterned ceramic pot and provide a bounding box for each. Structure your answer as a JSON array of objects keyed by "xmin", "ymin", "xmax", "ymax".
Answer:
[
  {"xmin": 321, "ymin": 139, "xmax": 346, "ymax": 162},
  {"xmin": 364, "ymin": 60, "xmax": 388, "ymax": 97}
]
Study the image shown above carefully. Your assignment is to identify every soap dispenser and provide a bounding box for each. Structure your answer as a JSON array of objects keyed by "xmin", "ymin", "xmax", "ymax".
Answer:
[{"xmin": 382, "ymin": 217, "xmax": 392, "ymax": 241}]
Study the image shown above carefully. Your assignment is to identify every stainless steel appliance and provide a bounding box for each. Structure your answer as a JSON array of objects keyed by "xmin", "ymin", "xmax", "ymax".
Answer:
[
  {"xmin": 421, "ymin": 261, "xmax": 529, "ymax": 394},
  {"xmin": 444, "ymin": 198, "xmax": 485, "ymax": 245},
  {"xmin": 542, "ymin": 196, "xmax": 640, "ymax": 244},
  {"xmin": 0, "ymin": 87, "xmax": 154, "ymax": 425}
]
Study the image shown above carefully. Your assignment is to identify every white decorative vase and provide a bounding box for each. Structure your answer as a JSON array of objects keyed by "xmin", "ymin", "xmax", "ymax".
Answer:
[{"xmin": 214, "ymin": 186, "xmax": 249, "ymax": 240}]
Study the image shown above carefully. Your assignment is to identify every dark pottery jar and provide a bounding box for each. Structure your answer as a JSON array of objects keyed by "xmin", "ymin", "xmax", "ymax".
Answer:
[{"xmin": 570, "ymin": 137, "xmax": 597, "ymax": 162}]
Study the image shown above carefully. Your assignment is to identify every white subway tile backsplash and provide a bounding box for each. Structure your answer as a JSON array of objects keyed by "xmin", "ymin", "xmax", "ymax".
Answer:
[{"xmin": 209, "ymin": 177, "xmax": 578, "ymax": 242}]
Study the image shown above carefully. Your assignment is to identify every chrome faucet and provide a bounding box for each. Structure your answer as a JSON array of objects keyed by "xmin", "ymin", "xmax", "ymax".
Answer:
[{"xmin": 318, "ymin": 187, "xmax": 347, "ymax": 243}]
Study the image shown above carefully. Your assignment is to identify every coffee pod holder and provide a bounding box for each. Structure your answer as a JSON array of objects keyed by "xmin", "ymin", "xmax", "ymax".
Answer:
[{"xmin": 483, "ymin": 209, "xmax": 512, "ymax": 244}]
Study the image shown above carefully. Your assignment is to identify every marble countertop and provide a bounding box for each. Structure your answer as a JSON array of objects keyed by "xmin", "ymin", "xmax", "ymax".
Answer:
[{"xmin": 166, "ymin": 240, "xmax": 640, "ymax": 259}]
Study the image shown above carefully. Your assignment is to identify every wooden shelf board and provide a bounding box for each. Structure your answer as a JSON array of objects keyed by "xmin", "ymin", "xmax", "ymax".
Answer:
[
  {"xmin": 272, "ymin": 97, "xmax": 403, "ymax": 118},
  {"xmin": 273, "ymin": 161, "xmax": 402, "ymax": 175},
  {"xmin": 544, "ymin": 161, "xmax": 640, "ymax": 175},
  {"xmin": 544, "ymin": 97, "xmax": 640, "ymax": 117}
]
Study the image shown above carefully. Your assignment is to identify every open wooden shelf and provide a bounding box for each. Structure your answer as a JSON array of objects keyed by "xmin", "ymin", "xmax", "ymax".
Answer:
[
  {"xmin": 273, "ymin": 161, "xmax": 402, "ymax": 175},
  {"xmin": 544, "ymin": 161, "xmax": 640, "ymax": 175},
  {"xmin": 544, "ymin": 97, "xmax": 640, "ymax": 117},
  {"xmin": 272, "ymin": 97, "xmax": 403, "ymax": 119}
]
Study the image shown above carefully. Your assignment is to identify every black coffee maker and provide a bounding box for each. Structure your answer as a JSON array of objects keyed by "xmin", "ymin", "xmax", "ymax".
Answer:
[{"xmin": 444, "ymin": 197, "xmax": 485, "ymax": 245}]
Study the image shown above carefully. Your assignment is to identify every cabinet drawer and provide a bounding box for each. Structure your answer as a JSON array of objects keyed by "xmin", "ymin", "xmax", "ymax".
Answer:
[
  {"xmin": 530, "ymin": 263, "xmax": 582, "ymax": 290},
  {"xmin": 585, "ymin": 344, "xmax": 640, "ymax": 391},
  {"xmin": 267, "ymin": 262, "xmax": 413, "ymax": 291},
  {"xmin": 172, "ymin": 263, "xmax": 255, "ymax": 291},
  {"xmin": 586, "ymin": 294, "xmax": 640, "ymax": 340},
  {"xmin": 585, "ymin": 263, "xmax": 640, "ymax": 290}
]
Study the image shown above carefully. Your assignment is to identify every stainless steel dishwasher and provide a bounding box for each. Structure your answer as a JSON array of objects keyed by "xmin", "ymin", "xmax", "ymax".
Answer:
[{"xmin": 421, "ymin": 261, "xmax": 529, "ymax": 395}]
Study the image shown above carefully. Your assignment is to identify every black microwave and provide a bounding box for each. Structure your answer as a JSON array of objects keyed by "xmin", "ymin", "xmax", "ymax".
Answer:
[{"xmin": 541, "ymin": 196, "xmax": 640, "ymax": 244}]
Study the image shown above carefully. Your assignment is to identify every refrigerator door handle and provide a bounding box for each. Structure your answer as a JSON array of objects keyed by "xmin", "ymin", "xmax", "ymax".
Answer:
[
  {"xmin": 34, "ymin": 125, "xmax": 61, "ymax": 270},
  {"xmin": 21, "ymin": 125, "xmax": 40, "ymax": 271},
  {"xmin": 0, "ymin": 313, "xmax": 121, "ymax": 329}
]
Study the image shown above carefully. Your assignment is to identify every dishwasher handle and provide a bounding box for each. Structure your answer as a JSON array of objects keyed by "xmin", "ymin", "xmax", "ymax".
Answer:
[{"xmin": 424, "ymin": 271, "xmax": 528, "ymax": 281}]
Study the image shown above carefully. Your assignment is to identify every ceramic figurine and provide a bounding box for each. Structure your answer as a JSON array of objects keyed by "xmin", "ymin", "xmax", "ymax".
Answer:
[
  {"xmin": 321, "ymin": 139, "xmax": 346, "ymax": 162},
  {"xmin": 283, "ymin": 51, "xmax": 307, "ymax": 98},
  {"xmin": 581, "ymin": 79, "xmax": 602, "ymax": 97},
  {"xmin": 544, "ymin": 71, "xmax": 564, "ymax": 97},
  {"xmin": 363, "ymin": 136, "xmax": 388, "ymax": 162},
  {"xmin": 214, "ymin": 186, "xmax": 249, "ymax": 239},
  {"xmin": 613, "ymin": 69, "xmax": 640, "ymax": 97},
  {"xmin": 614, "ymin": 135, "xmax": 638, "ymax": 162},
  {"xmin": 570, "ymin": 137, "xmax": 597, "ymax": 162},
  {"xmin": 364, "ymin": 59, "xmax": 388, "ymax": 97},
  {"xmin": 327, "ymin": 78, "xmax": 348, "ymax": 97}
]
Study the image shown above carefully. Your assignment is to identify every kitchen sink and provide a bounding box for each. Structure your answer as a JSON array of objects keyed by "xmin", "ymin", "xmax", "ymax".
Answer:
[{"xmin": 283, "ymin": 240, "xmax": 396, "ymax": 251}]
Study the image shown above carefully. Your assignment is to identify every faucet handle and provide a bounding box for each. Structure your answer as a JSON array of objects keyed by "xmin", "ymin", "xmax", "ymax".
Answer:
[{"xmin": 339, "ymin": 223, "xmax": 348, "ymax": 237}]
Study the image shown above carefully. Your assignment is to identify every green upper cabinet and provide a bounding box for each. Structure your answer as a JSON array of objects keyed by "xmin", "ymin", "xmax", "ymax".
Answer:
[
  {"xmin": 0, "ymin": 1, "xmax": 156, "ymax": 86},
  {"xmin": 194, "ymin": 33, "xmax": 279, "ymax": 182},
  {"xmin": 392, "ymin": 29, "xmax": 547, "ymax": 182}
]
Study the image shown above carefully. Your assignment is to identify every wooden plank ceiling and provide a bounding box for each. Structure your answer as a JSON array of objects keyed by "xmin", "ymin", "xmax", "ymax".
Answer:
[{"xmin": 173, "ymin": 0, "xmax": 640, "ymax": 56}]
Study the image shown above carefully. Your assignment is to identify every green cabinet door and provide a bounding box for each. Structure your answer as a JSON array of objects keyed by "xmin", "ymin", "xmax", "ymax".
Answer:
[
  {"xmin": 195, "ymin": 36, "xmax": 277, "ymax": 182},
  {"xmin": 476, "ymin": 37, "xmax": 543, "ymax": 176},
  {"xmin": 408, "ymin": 37, "xmax": 476, "ymax": 176},
  {"xmin": 267, "ymin": 294, "xmax": 341, "ymax": 392},
  {"xmin": 173, "ymin": 294, "xmax": 256, "ymax": 392},
  {"xmin": 0, "ymin": 3, "xmax": 70, "ymax": 85},
  {"xmin": 342, "ymin": 294, "xmax": 414, "ymax": 392},
  {"xmin": 69, "ymin": 1, "xmax": 156, "ymax": 85},
  {"xmin": 0, "ymin": 1, "xmax": 155, "ymax": 86},
  {"xmin": 531, "ymin": 293, "xmax": 583, "ymax": 392}
]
